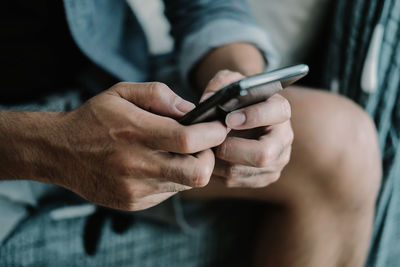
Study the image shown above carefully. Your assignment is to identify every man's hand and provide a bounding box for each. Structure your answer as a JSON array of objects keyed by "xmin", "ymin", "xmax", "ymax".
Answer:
[
  {"xmin": 0, "ymin": 82, "xmax": 228, "ymax": 211},
  {"xmin": 60, "ymin": 82, "xmax": 230, "ymax": 210},
  {"xmin": 201, "ymin": 70, "xmax": 293, "ymax": 188}
]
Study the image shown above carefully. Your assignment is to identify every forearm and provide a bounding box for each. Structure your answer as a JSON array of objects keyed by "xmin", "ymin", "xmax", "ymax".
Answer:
[
  {"xmin": 0, "ymin": 110, "xmax": 65, "ymax": 183},
  {"xmin": 165, "ymin": 0, "xmax": 277, "ymax": 92},
  {"xmin": 191, "ymin": 42, "xmax": 265, "ymax": 91}
]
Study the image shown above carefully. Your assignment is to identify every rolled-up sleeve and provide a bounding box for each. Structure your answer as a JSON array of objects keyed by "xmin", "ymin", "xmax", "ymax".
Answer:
[{"xmin": 163, "ymin": 0, "xmax": 280, "ymax": 84}]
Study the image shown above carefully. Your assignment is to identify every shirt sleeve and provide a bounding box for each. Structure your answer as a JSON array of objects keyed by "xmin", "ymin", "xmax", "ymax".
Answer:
[{"xmin": 163, "ymin": 0, "xmax": 280, "ymax": 85}]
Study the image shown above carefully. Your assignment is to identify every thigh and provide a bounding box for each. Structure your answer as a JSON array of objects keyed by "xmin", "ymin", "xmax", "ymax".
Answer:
[{"xmin": 181, "ymin": 87, "xmax": 378, "ymax": 205}]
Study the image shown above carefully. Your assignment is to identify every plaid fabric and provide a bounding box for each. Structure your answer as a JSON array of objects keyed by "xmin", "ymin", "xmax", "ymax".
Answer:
[
  {"xmin": 320, "ymin": 0, "xmax": 400, "ymax": 266},
  {"xmin": 0, "ymin": 190, "xmax": 261, "ymax": 267}
]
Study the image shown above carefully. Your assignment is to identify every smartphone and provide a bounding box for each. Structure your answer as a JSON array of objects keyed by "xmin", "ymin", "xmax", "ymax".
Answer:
[{"xmin": 178, "ymin": 64, "xmax": 309, "ymax": 125}]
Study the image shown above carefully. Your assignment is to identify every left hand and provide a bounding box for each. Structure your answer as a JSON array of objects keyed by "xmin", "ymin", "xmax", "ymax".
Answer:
[{"xmin": 201, "ymin": 70, "xmax": 294, "ymax": 188}]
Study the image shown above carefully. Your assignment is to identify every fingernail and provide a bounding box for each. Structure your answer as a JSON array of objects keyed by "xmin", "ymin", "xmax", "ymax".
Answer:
[
  {"xmin": 200, "ymin": 92, "xmax": 215, "ymax": 103},
  {"xmin": 226, "ymin": 112, "xmax": 246, "ymax": 127},
  {"xmin": 175, "ymin": 99, "xmax": 195, "ymax": 114}
]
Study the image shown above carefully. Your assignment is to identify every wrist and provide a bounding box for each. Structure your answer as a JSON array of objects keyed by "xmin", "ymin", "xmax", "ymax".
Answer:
[
  {"xmin": 191, "ymin": 42, "xmax": 265, "ymax": 92},
  {"xmin": 0, "ymin": 110, "xmax": 67, "ymax": 184}
]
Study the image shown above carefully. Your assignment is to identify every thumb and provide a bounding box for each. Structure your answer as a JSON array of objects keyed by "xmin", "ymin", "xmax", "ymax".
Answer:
[
  {"xmin": 111, "ymin": 82, "xmax": 195, "ymax": 118},
  {"xmin": 200, "ymin": 70, "xmax": 245, "ymax": 102}
]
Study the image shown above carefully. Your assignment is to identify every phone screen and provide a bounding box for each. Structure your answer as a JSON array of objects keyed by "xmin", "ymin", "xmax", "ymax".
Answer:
[{"xmin": 179, "ymin": 64, "xmax": 309, "ymax": 125}]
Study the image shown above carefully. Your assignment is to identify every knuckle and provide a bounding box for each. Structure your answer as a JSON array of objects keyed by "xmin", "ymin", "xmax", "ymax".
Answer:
[
  {"xmin": 151, "ymin": 81, "xmax": 168, "ymax": 92},
  {"xmin": 116, "ymin": 156, "xmax": 147, "ymax": 176},
  {"xmin": 215, "ymin": 69, "xmax": 232, "ymax": 78},
  {"xmin": 254, "ymin": 149, "xmax": 272, "ymax": 168},
  {"xmin": 269, "ymin": 172, "xmax": 281, "ymax": 184},
  {"xmin": 190, "ymin": 166, "xmax": 212, "ymax": 187},
  {"xmin": 149, "ymin": 82, "xmax": 168, "ymax": 98},
  {"xmin": 117, "ymin": 159, "xmax": 137, "ymax": 176},
  {"xmin": 225, "ymin": 164, "xmax": 241, "ymax": 180},
  {"xmin": 280, "ymin": 98, "xmax": 292, "ymax": 120},
  {"xmin": 160, "ymin": 164, "xmax": 208, "ymax": 188},
  {"xmin": 110, "ymin": 82, "xmax": 130, "ymax": 95},
  {"xmin": 245, "ymin": 108, "xmax": 259, "ymax": 126},
  {"xmin": 215, "ymin": 141, "xmax": 229, "ymax": 158},
  {"xmin": 175, "ymin": 129, "xmax": 195, "ymax": 153},
  {"xmin": 114, "ymin": 81, "xmax": 129, "ymax": 89}
]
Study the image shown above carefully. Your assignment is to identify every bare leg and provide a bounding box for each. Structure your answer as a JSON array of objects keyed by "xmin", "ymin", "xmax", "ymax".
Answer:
[{"xmin": 182, "ymin": 87, "xmax": 381, "ymax": 267}]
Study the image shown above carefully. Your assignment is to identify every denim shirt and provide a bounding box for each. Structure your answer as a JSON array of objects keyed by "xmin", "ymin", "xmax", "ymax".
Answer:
[
  {"xmin": 0, "ymin": 0, "xmax": 279, "ymax": 244},
  {"xmin": 64, "ymin": 0, "xmax": 279, "ymax": 84}
]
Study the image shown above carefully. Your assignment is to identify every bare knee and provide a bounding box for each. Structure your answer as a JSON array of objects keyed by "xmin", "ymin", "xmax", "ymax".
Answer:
[
  {"xmin": 282, "ymin": 88, "xmax": 381, "ymax": 211},
  {"xmin": 321, "ymin": 101, "xmax": 380, "ymax": 211}
]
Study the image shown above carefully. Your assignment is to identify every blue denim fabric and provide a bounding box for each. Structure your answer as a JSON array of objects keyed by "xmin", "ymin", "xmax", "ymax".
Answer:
[
  {"xmin": 64, "ymin": 0, "xmax": 279, "ymax": 85},
  {"xmin": 0, "ymin": 192, "xmax": 263, "ymax": 266},
  {"xmin": 163, "ymin": 0, "xmax": 279, "ymax": 83}
]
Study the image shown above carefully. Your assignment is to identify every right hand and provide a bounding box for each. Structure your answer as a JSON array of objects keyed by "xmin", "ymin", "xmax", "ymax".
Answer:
[
  {"xmin": 54, "ymin": 82, "xmax": 228, "ymax": 211},
  {"xmin": 199, "ymin": 70, "xmax": 292, "ymax": 189}
]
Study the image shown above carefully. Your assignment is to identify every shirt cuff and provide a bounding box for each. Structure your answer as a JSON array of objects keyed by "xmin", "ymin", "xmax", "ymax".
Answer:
[{"xmin": 179, "ymin": 18, "xmax": 281, "ymax": 87}]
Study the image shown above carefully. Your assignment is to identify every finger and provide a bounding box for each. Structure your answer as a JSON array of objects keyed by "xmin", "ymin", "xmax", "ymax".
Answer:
[
  {"xmin": 226, "ymin": 94, "xmax": 291, "ymax": 129},
  {"xmin": 112, "ymin": 104, "xmax": 228, "ymax": 154},
  {"xmin": 122, "ymin": 191, "xmax": 178, "ymax": 211},
  {"xmin": 110, "ymin": 82, "xmax": 195, "ymax": 118},
  {"xmin": 259, "ymin": 121, "xmax": 293, "ymax": 165},
  {"xmin": 133, "ymin": 181, "xmax": 191, "ymax": 196},
  {"xmin": 215, "ymin": 136, "xmax": 282, "ymax": 168},
  {"xmin": 216, "ymin": 137, "xmax": 264, "ymax": 167},
  {"xmin": 259, "ymin": 120, "xmax": 294, "ymax": 157},
  {"xmin": 216, "ymin": 122, "xmax": 292, "ymax": 167},
  {"xmin": 157, "ymin": 148, "xmax": 215, "ymax": 188},
  {"xmin": 213, "ymin": 158, "xmax": 271, "ymax": 179},
  {"xmin": 129, "ymin": 177, "xmax": 192, "ymax": 194},
  {"xmin": 200, "ymin": 70, "xmax": 245, "ymax": 101},
  {"xmin": 145, "ymin": 117, "xmax": 229, "ymax": 154},
  {"xmin": 155, "ymin": 182, "xmax": 192, "ymax": 193},
  {"xmin": 213, "ymin": 173, "xmax": 281, "ymax": 188}
]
